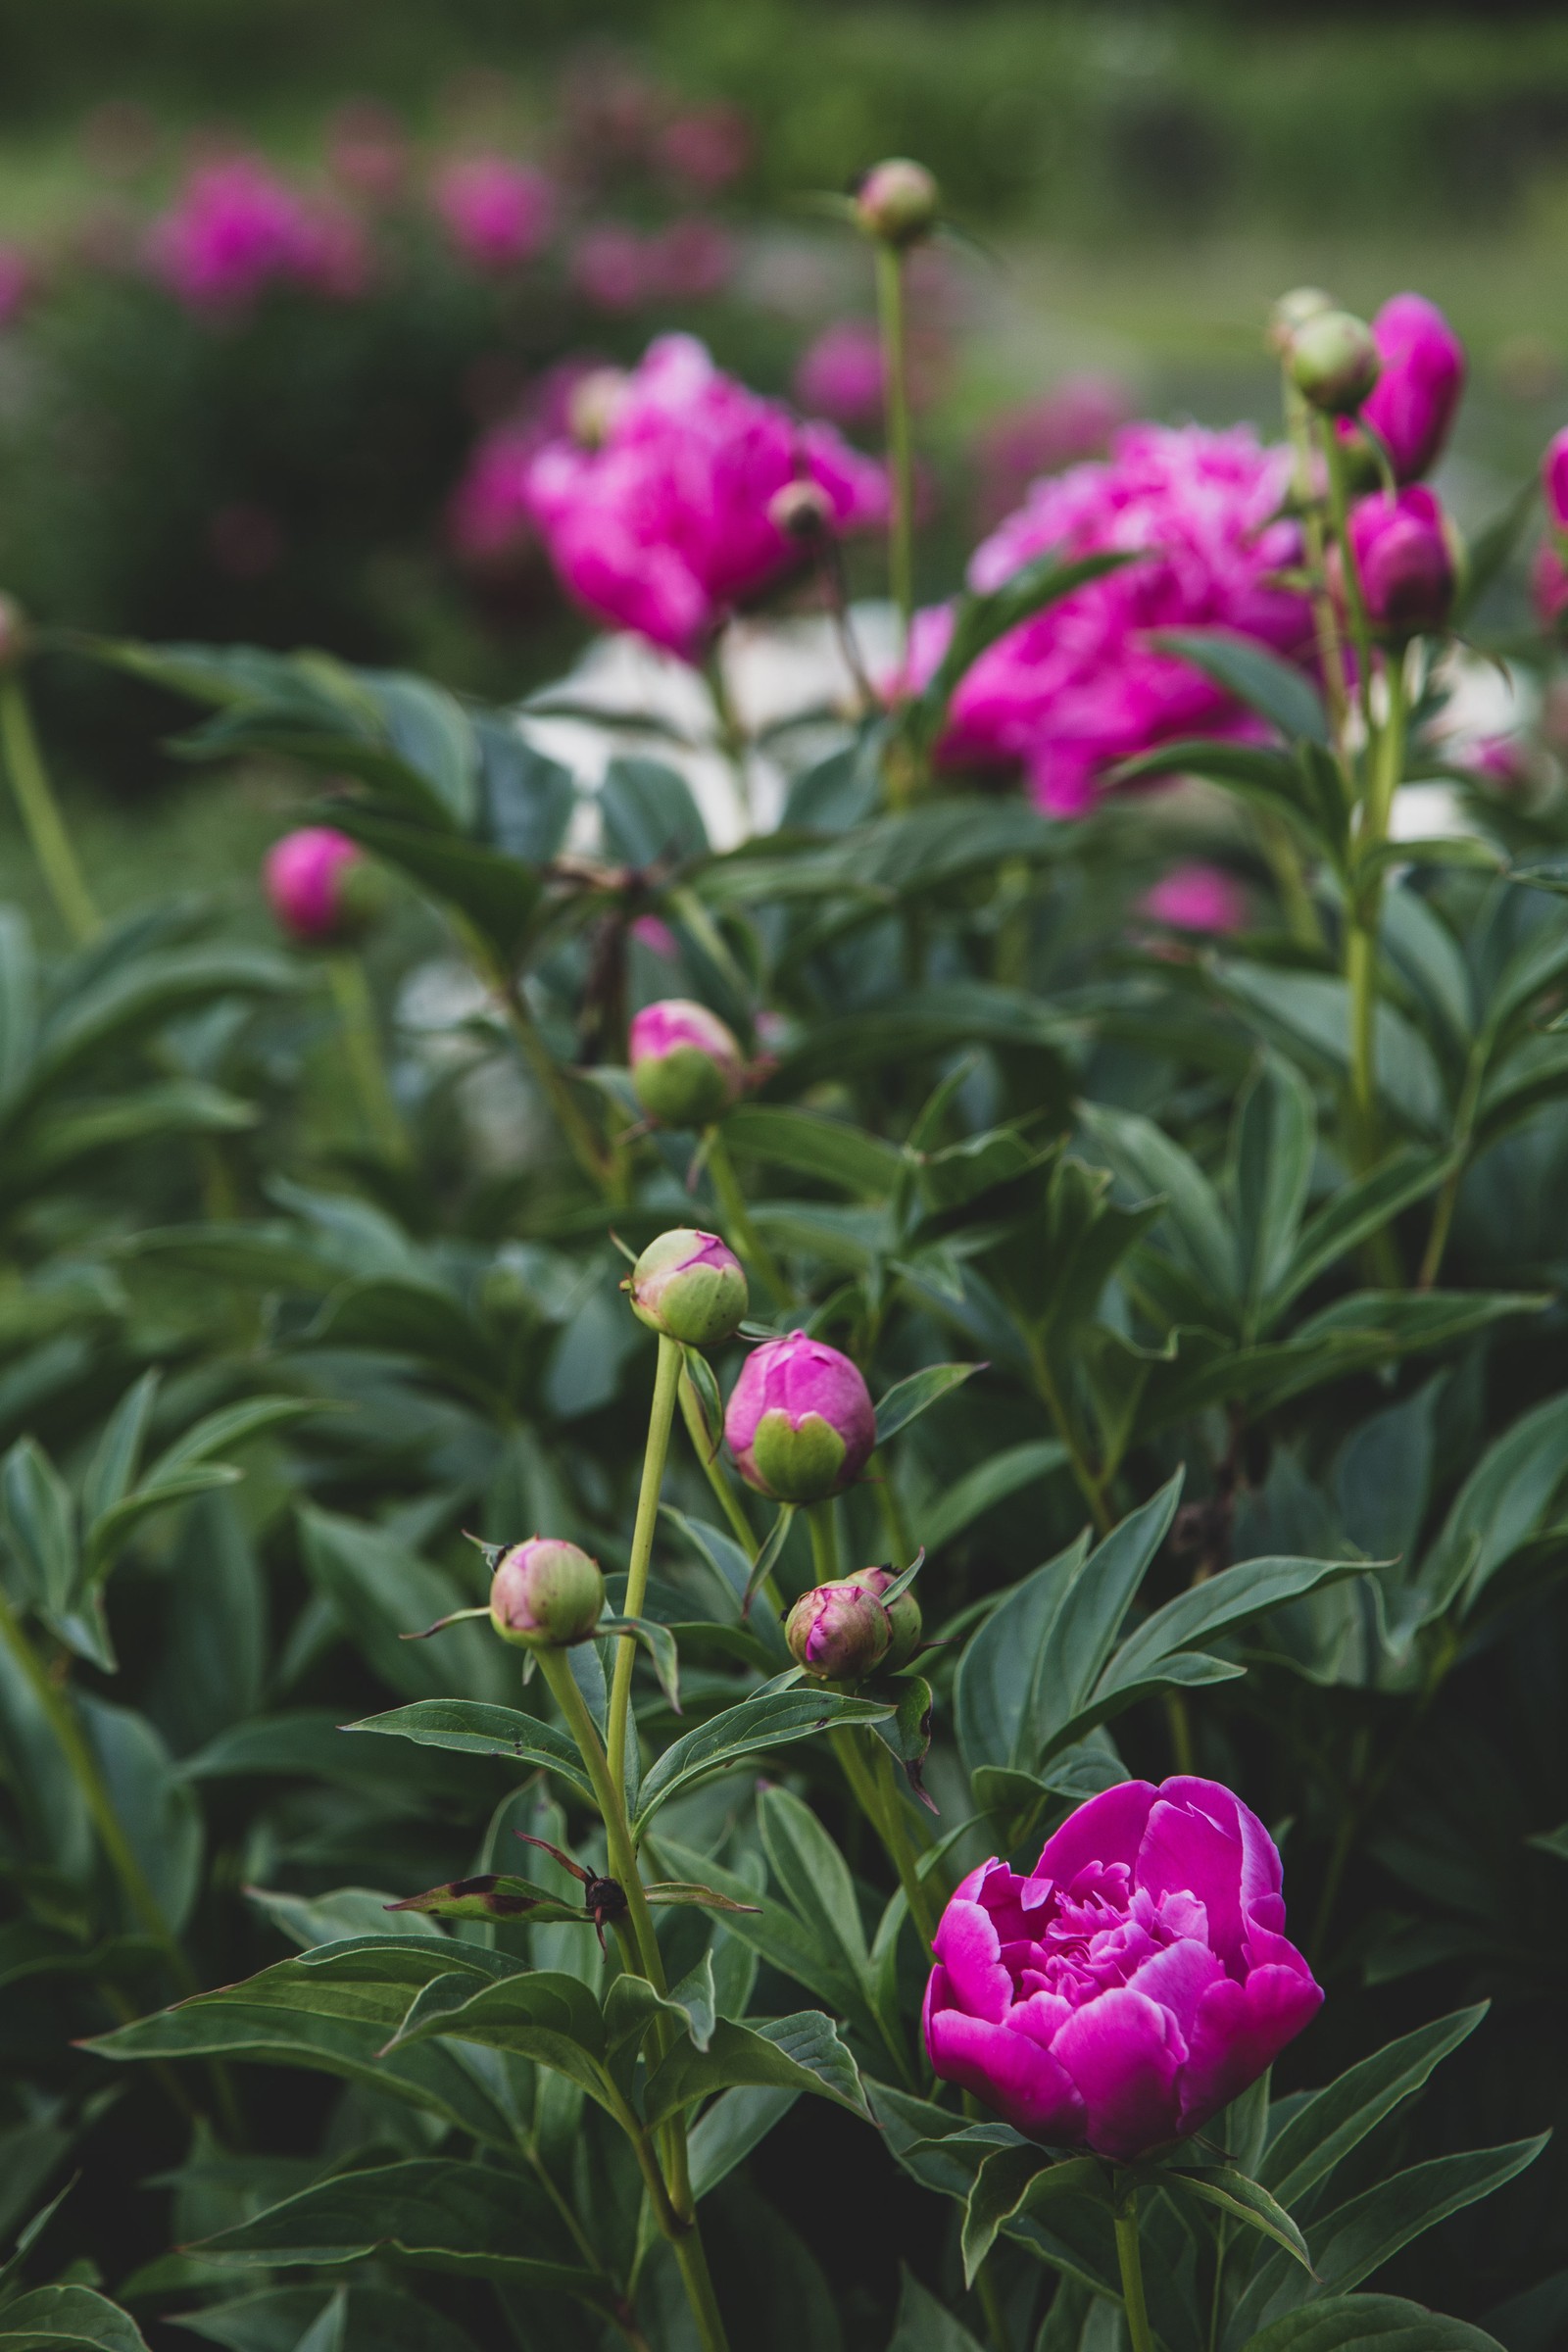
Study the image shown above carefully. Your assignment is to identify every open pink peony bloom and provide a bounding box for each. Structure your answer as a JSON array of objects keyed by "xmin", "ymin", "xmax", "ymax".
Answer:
[
  {"xmin": 524, "ymin": 334, "xmax": 887, "ymax": 658},
  {"xmin": 908, "ymin": 423, "xmax": 1311, "ymax": 815},
  {"xmin": 433, "ymin": 158, "xmax": 555, "ymax": 271},
  {"xmin": 794, "ymin": 320, "xmax": 886, "ymax": 428},
  {"xmin": 263, "ymin": 827, "xmax": 361, "ymax": 942},
  {"xmin": 1343, "ymin": 292, "xmax": 1465, "ymax": 484},
  {"xmin": 924, "ymin": 1776, "xmax": 1322, "ymax": 2160},
  {"xmin": 149, "ymin": 157, "xmax": 329, "ymax": 312},
  {"xmin": 1542, "ymin": 426, "xmax": 1568, "ymax": 532},
  {"xmin": 1141, "ymin": 861, "xmax": 1248, "ymax": 934}
]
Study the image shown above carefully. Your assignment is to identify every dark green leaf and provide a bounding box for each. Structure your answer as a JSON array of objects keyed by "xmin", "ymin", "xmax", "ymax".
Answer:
[
  {"xmin": 346, "ymin": 1700, "xmax": 594, "ymax": 1801},
  {"xmin": 960, "ymin": 2146, "xmax": 1105, "ymax": 2280},
  {"xmin": 643, "ymin": 2010, "xmax": 870, "ymax": 2127},
  {"xmin": 873, "ymin": 1361, "xmax": 983, "ymax": 1446},
  {"xmin": 1150, "ymin": 628, "xmax": 1330, "ymax": 746}
]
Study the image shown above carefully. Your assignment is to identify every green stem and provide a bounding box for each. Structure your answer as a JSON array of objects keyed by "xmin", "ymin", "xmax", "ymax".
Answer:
[
  {"xmin": 0, "ymin": 673, "xmax": 98, "ymax": 942},
  {"xmin": 705, "ymin": 643, "xmax": 751, "ymax": 832},
  {"xmin": 672, "ymin": 2228, "xmax": 731, "ymax": 2352},
  {"xmin": 495, "ymin": 967, "xmax": 620, "ymax": 1201},
  {"xmin": 975, "ymin": 2259, "xmax": 1011, "ymax": 2352},
  {"xmin": 1113, "ymin": 2182, "xmax": 1156, "ymax": 2352},
  {"xmin": 1321, "ymin": 424, "xmax": 1377, "ymax": 746},
  {"xmin": 807, "ymin": 1498, "xmax": 841, "ymax": 1585},
  {"xmin": 1283, "ymin": 379, "xmax": 1350, "ymax": 741},
  {"xmin": 705, "ymin": 1128, "xmax": 790, "ymax": 1308},
  {"xmin": 1256, "ymin": 810, "xmax": 1321, "ymax": 951},
  {"xmin": 1027, "ymin": 1336, "xmax": 1111, "ymax": 1538},
  {"xmin": 866, "ymin": 1731, "xmax": 944, "ymax": 1948},
  {"xmin": 608, "ymin": 1335, "xmax": 682, "ymax": 1806},
  {"xmin": 875, "ymin": 243, "xmax": 915, "ymax": 659},
  {"xmin": 1346, "ymin": 648, "xmax": 1407, "ymax": 1173},
  {"xmin": 324, "ymin": 952, "xmax": 407, "ymax": 1164}
]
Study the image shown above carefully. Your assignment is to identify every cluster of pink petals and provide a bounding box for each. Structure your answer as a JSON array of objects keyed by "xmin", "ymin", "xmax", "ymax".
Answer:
[
  {"xmin": 433, "ymin": 158, "xmax": 556, "ymax": 272},
  {"xmin": 924, "ymin": 1776, "xmax": 1322, "ymax": 2160},
  {"xmin": 570, "ymin": 218, "xmax": 734, "ymax": 312},
  {"xmin": 149, "ymin": 157, "xmax": 369, "ymax": 312},
  {"xmin": 1141, "ymin": 861, "xmax": 1248, "ymax": 934},
  {"xmin": 793, "ymin": 320, "xmax": 886, "ymax": 429},
  {"xmin": 1343, "ymin": 292, "xmax": 1465, "ymax": 485},
  {"xmin": 909, "ymin": 422, "xmax": 1311, "ymax": 814},
  {"xmin": 524, "ymin": 334, "xmax": 887, "ymax": 659},
  {"xmin": 974, "ymin": 375, "xmax": 1131, "ymax": 524}
]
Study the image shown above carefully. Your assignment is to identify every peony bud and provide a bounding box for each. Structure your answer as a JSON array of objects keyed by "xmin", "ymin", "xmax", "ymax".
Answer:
[
  {"xmin": 263, "ymin": 826, "xmax": 366, "ymax": 944},
  {"xmin": 1535, "ymin": 540, "xmax": 1568, "ymax": 633},
  {"xmin": 567, "ymin": 366, "xmax": 628, "ymax": 449},
  {"xmin": 724, "ymin": 1329, "xmax": 876, "ymax": 1503},
  {"xmin": 839, "ymin": 1564, "xmax": 922, "ymax": 1670},
  {"xmin": 1289, "ymin": 309, "xmax": 1380, "ymax": 416},
  {"xmin": 1268, "ymin": 285, "xmax": 1334, "ymax": 356},
  {"xmin": 1347, "ymin": 485, "xmax": 1459, "ymax": 638},
  {"xmin": 628, "ymin": 1227, "xmax": 748, "ymax": 1346},
  {"xmin": 1543, "ymin": 426, "xmax": 1568, "ymax": 533},
  {"xmin": 767, "ymin": 478, "xmax": 835, "ymax": 542},
  {"xmin": 1347, "ymin": 292, "xmax": 1465, "ymax": 484},
  {"xmin": 629, "ymin": 998, "xmax": 746, "ymax": 1127},
  {"xmin": 0, "ymin": 592, "xmax": 29, "ymax": 669},
  {"xmin": 855, "ymin": 158, "xmax": 939, "ymax": 248},
  {"xmin": 785, "ymin": 1578, "xmax": 892, "ymax": 1681},
  {"xmin": 489, "ymin": 1537, "xmax": 605, "ymax": 1649}
]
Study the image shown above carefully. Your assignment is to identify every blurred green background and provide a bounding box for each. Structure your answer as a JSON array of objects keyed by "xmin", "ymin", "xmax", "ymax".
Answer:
[{"xmin": 3, "ymin": 0, "xmax": 1566, "ymax": 917}]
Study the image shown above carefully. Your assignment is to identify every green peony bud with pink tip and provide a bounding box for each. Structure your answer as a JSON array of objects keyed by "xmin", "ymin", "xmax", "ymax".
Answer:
[
  {"xmin": 628, "ymin": 1227, "xmax": 748, "ymax": 1347},
  {"xmin": 785, "ymin": 1578, "xmax": 892, "ymax": 1681},
  {"xmin": 839, "ymin": 1563, "xmax": 922, "ymax": 1670},
  {"xmin": 724, "ymin": 1329, "xmax": 876, "ymax": 1503},
  {"xmin": 855, "ymin": 158, "xmax": 939, "ymax": 248},
  {"xmin": 488, "ymin": 1537, "xmax": 605, "ymax": 1649},
  {"xmin": 629, "ymin": 998, "xmax": 746, "ymax": 1127}
]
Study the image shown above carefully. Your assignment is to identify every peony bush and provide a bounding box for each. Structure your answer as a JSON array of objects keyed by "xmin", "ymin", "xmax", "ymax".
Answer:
[{"xmin": 0, "ymin": 143, "xmax": 1566, "ymax": 2352}]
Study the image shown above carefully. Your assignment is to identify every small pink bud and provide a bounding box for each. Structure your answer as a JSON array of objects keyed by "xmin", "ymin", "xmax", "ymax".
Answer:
[
  {"xmin": 1543, "ymin": 426, "xmax": 1568, "ymax": 533},
  {"xmin": 839, "ymin": 1564, "xmax": 921, "ymax": 1670},
  {"xmin": 628, "ymin": 1228, "xmax": 748, "ymax": 1347},
  {"xmin": 433, "ymin": 157, "xmax": 555, "ymax": 271},
  {"xmin": 489, "ymin": 1537, "xmax": 605, "ymax": 1649},
  {"xmin": 785, "ymin": 1579, "xmax": 891, "ymax": 1681},
  {"xmin": 1347, "ymin": 485, "xmax": 1459, "ymax": 638},
  {"xmin": 262, "ymin": 826, "xmax": 364, "ymax": 944},
  {"xmin": 855, "ymin": 158, "xmax": 940, "ymax": 248},
  {"xmin": 724, "ymin": 1330, "xmax": 876, "ymax": 1503},
  {"xmin": 629, "ymin": 998, "xmax": 746, "ymax": 1128},
  {"xmin": 1141, "ymin": 862, "xmax": 1248, "ymax": 935}
]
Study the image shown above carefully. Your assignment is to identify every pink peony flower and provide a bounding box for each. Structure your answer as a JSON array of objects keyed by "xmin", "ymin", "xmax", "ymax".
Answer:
[
  {"xmin": 524, "ymin": 333, "xmax": 887, "ymax": 659},
  {"xmin": 923, "ymin": 1776, "xmax": 1322, "ymax": 2160},
  {"xmin": 327, "ymin": 101, "xmax": 409, "ymax": 205},
  {"xmin": 1343, "ymin": 292, "xmax": 1464, "ymax": 484},
  {"xmin": 1346, "ymin": 484, "xmax": 1457, "ymax": 638},
  {"xmin": 660, "ymin": 105, "xmax": 752, "ymax": 194},
  {"xmin": 1542, "ymin": 425, "xmax": 1568, "ymax": 532},
  {"xmin": 1535, "ymin": 541, "xmax": 1568, "ymax": 632},
  {"xmin": 975, "ymin": 376, "xmax": 1131, "ymax": 525},
  {"xmin": 571, "ymin": 224, "xmax": 650, "ymax": 312},
  {"xmin": 433, "ymin": 158, "xmax": 555, "ymax": 271},
  {"xmin": 1142, "ymin": 862, "xmax": 1248, "ymax": 933},
  {"xmin": 0, "ymin": 245, "xmax": 33, "ymax": 328},
  {"xmin": 446, "ymin": 422, "xmax": 544, "ymax": 565},
  {"xmin": 724, "ymin": 1329, "xmax": 876, "ymax": 1503},
  {"xmin": 794, "ymin": 320, "xmax": 886, "ymax": 429},
  {"xmin": 263, "ymin": 827, "xmax": 362, "ymax": 941},
  {"xmin": 909, "ymin": 422, "xmax": 1311, "ymax": 815},
  {"xmin": 149, "ymin": 157, "xmax": 319, "ymax": 311},
  {"xmin": 651, "ymin": 215, "xmax": 734, "ymax": 301},
  {"xmin": 784, "ymin": 1579, "xmax": 892, "ymax": 1680}
]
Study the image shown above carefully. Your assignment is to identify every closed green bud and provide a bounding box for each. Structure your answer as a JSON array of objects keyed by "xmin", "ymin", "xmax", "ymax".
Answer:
[
  {"xmin": 1289, "ymin": 310, "xmax": 1380, "ymax": 416},
  {"xmin": 628, "ymin": 1228, "xmax": 748, "ymax": 1346},
  {"xmin": 1268, "ymin": 285, "xmax": 1334, "ymax": 356},
  {"xmin": 855, "ymin": 158, "xmax": 939, "ymax": 247},
  {"xmin": 489, "ymin": 1538, "xmax": 604, "ymax": 1649},
  {"xmin": 785, "ymin": 1579, "xmax": 892, "ymax": 1681}
]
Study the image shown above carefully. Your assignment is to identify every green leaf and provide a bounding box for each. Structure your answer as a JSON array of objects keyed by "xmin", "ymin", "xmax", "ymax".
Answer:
[
  {"xmin": 1095, "ymin": 1553, "xmax": 1365, "ymax": 1709},
  {"xmin": 83, "ymin": 1465, "xmax": 243, "ymax": 1583},
  {"xmin": 299, "ymin": 1509, "xmax": 512, "ymax": 1706},
  {"xmin": 0, "ymin": 1438, "xmax": 77, "ymax": 1616},
  {"xmin": 1031, "ymin": 1472, "xmax": 1186, "ymax": 1749},
  {"xmin": 759, "ymin": 1785, "xmax": 878, "ymax": 2018},
  {"xmin": 1212, "ymin": 965, "xmax": 1446, "ymax": 1140},
  {"xmin": 886, "ymin": 2266, "xmax": 991, "ymax": 2352},
  {"xmin": 960, "ymin": 2146, "xmax": 1106, "ymax": 2281},
  {"xmin": 1150, "ymin": 628, "xmax": 1330, "ymax": 746},
  {"xmin": 1414, "ymin": 1390, "xmax": 1568, "ymax": 1623},
  {"xmin": 175, "ymin": 2283, "xmax": 485, "ymax": 2352},
  {"xmin": 921, "ymin": 1440, "xmax": 1069, "ymax": 1552},
  {"xmin": 381, "ymin": 1970, "xmax": 611, "ymax": 2104},
  {"xmin": 1158, "ymin": 2162, "xmax": 1311, "ymax": 2269},
  {"xmin": 601, "ymin": 756, "xmax": 709, "ymax": 867},
  {"xmin": 1266, "ymin": 1148, "xmax": 1451, "ymax": 1323},
  {"xmin": 873, "ymin": 1360, "xmax": 983, "ymax": 1446},
  {"xmin": 188, "ymin": 2158, "xmax": 609, "ymax": 2301},
  {"xmin": 1239, "ymin": 2298, "xmax": 1506, "ymax": 2352},
  {"xmin": 345, "ymin": 1701, "xmax": 595, "ymax": 1803},
  {"xmin": 0, "ymin": 2285, "xmax": 151, "ymax": 2350},
  {"xmin": 634, "ymin": 1685, "xmax": 895, "ymax": 1834},
  {"xmin": 722, "ymin": 1105, "xmax": 904, "ymax": 1197},
  {"xmin": 1077, "ymin": 1102, "xmax": 1240, "ymax": 1307},
  {"xmin": 741, "ymin": 1503, "xmax": 797, "ymax": 1614},
  {"xmin": 79, "ymin": 1373, "xmax": 160, "ymax": 1529},
  {"xmin": 954, "ymin": 1530, "xmax": 1092, "ymax": 1779},
  {"xmin": 688, "ymin": 2088, "xmax": 801, "ymax": 2201},
  {"xmin": 1234, "ymin": 1056, "xmax": 1317, "ymax": 1322},
  {"xmin": 643, "ymin": 2009, "xmax": 871, "ymax": 2127},
  {"xmin": 1260, "ymin": 2005, "xmax": 1488, "ymax": 2210}
]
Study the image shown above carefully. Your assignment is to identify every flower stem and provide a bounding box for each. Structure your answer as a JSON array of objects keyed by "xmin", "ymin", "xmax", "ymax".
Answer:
[
  {"xmin": 875, "ymin": 242, "xmax": 915, "ymax": 661},
  {"xmin": 1346, "ymin": 647, "xmax": 1407, "ymax": 1173},
  {"xmin": 325, "ymin": 951, "xmax": 407, "ymax": 1164},
  {"xmin": 672, "ymin": 2229, "xmax": 731, "ymax": 2352},
  {"xmin": 806, "ymin": 1497, "xmax": 841, "ymax": 1585},
  {"xmin": 1113, "ymin": 2181, "xmax": 1156, "ymax": 2352},
  {"xmin": 492, "ymin": 960, "xmax": 620, "ymax": 1200},
  {"xmin": 704, "ymin": 1127, "xmax": 791, "ymax": 1307},
  {"xmin": 608, "ymin": 1335, "xmax": 682, "ymax": 1807},
  {"xmin": 0, "ymin": 672, "xmax": 98, "ymax": 943},
  {"xmin": 1027, "ymin": 1336, "xmax": 1111, "ymax": 1538}
]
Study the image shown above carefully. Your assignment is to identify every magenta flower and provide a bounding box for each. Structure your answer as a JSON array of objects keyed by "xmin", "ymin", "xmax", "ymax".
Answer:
[
  {"xmin": 149, "ymin": 157, "xmax": 319, "ymax": 312},
  {"xmin": 629, "ymin": 998, "xmax": 746, "ymax": 1126},
  {"xmin": 263, "ymin": 827, "xmax": 362, "ymax": 942},
  {"xmin": 1347, "ymin": 484, "xmax": 1457, "ymax": 637},
  {"xmin": 660, "ymin": 105, "xmax": 752, "ymax": 195},
  {"xmin": 974, "ymin": 375, "xmax": 1130, "ymax": 524},
  {"xmin": 1141, "ymin": 862, "xmax": 1248, "ymax": 934},
  {"xmin": 571, "ymin": 225, "xmax": 649, "ymax": 313},
  {"xmin": 908, "ymin": 423, "xmax": 1311, "ymax": 815},
  {"xmin": 923, "ymin": 1776, "xmax": 1322, "ymax": 2160},
  {"xmin": 1345, "ymin": 292, "xmax": 1465, "ymax": 484},
  {"xmin": 784, "ymin": 1580, "xmax": 892, "ymax": 1681},
  {"xmin": 652, "ymin": 217, "xmax": 735, "ymax": 301},
  {"xmin": 794, "ymin": 321, "xmax": 886, "ymax": 429},
  {"xmin": 1535, "ymin": 540, "xmax": 1568, "ymax": 632},
  {"xmin": 446, "ymin": 423, "xmax": 543, "ymax": 566},
  {"xmin": 724, "ymin": 1330, "xmax": 876, "ymax": 1503},
  {"xmin": 524, "ymin": 334, "xmax": 887, "ymax": 659},
  {"xmin": 1542, "ymin": 426, "xmax": 1568, "ymax": 532},
  {"xmin": 433, "ymin": 157, "xmax": 555, "ymax": 271}
]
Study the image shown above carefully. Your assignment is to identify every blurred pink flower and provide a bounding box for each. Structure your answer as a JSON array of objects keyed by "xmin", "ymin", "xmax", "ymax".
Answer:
[
  {"xmin": 1465, "ymin": 735, "xmax": 1532, "ymax": 793},
  {"xmin": 148, "ymin": 156, "xmax": 319, "ymax": 311},
  {"xmin": 975, "ymin": 375, "xmax": 1131, "ymax": 524},
  {"xmin": 0, "ymin": 245, "xmax": 33, "ymax": 328},
  {"xmin": 291, "ymin": 202, "xmax": 373, "ymax": 300},
  {"xmin": 906, "ymin": 422, "xmax": 1311, "ymax": 815},
  {"xmin": 1342, "ymin": 292, "xmax": 1464, "ymax": 484},
  {"xmin": 524, "ymin": 332, "xmax": 887, "ymax": 658},
  {"xmin": 571, "ymin": 224, "xmax": 649, "ymax": 311},
  {"xmin": 327, "ymin": 101, "xmax": 409, "ymax": 204},
  {"xmin": 1534, "ymin": 540, "xmax": 1568, "ymax": 632},
  {"xmin": 1542, "ymin": 425, "xmax": 1568, "ymax": 532},
  {"xmin": 1142, "ymin": 862, "xmax": 1248, "ymax": 933},
  {"xmin": 264, "ymin": 826, "xmax": 361, "ymax": 941},
  {"xmin": 794, "ymin": 320, "xmax": 885, "ymax": 428},
  {"xmin": 660, "ymin": 104, "xmax": 751, "ymax": 193},
  {"xmin": 1346, "ymin": 484, "xmax": 1456, "ymax": 638},
  {"xmin": 433, "ymin": 157, "xmax": 555, "ymax": 271},
  {"xmin": 652, "ymin": 215, "xmax": 734, "ymax": 300},
  {"xmin": 446, "ymin": 421, "xmax": 543, "ymax": 565}
]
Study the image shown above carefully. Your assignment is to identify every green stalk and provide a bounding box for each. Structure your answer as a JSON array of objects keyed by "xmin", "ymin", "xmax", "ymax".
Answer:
[
  {"xmin": 704, "ymin": 1127, "xmax": 791, "ymax": 1308},
  {"xmin": 1346, "ymin": 648, "xmax": 1407, "ymax": 1172},
  {"xmin": 1113, "ymin": 2181, "xmax": 1156, "ymax": 2352},
  {"xmin": 0, "ymin": 672, "xmax": 98, "ymax": 943},
  {"xmin": 608, "ymin": 1335, "xmax": 682, "ymax": 1808},
  {"xmin": 1321, "ymin": 423, "xmax": 1377, "ymax": 746},
  {"xmin": 806, "ymin": 1497, "xmax": 841, "ymax": 1585},
  {"xmin": 1027, "ymin": 1335, "xmax": 1111, "ymax": 1538},
  {"xmin": 325, "ymin": 951, "xmax": 408, "ymax": 1164},
  {"xmin": 493, "ymin": 963, "xmax": 621, "ymax": 1201},
  {"xmin": 875, "ymin": 242, "xmax": 915, "ymax": 660},
  {"xmin": 1282, "ymin": 378, "xmax": 1350, "ymax": 739}
]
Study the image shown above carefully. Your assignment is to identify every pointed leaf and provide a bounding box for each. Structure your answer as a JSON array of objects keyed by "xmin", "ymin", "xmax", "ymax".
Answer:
[
  {"xmin": 643, "ymin": 2009, "xmax": 870, "ymax": 2127},
  {"xmin": 873, "ymin": 1361, "xmax": 984, "ymax": 1446},
  {"xmin": 961, "ymin": 2146, "xmax": 1105, "ymax": 2281}
]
